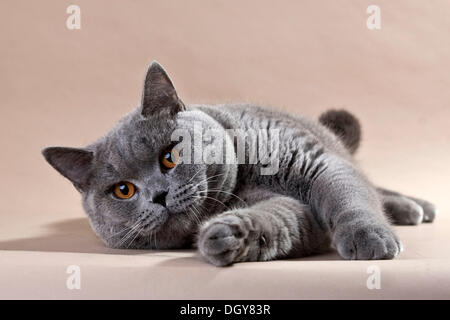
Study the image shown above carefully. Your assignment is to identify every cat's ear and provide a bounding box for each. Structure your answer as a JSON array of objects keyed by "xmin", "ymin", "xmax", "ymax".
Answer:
[
  {"xmin": 140, "ymin": 61, "xmax": 185, "ymax": 117},
  {"xmin": 42, "ymin": 147, "xmax": 94, "ymax": 192}
]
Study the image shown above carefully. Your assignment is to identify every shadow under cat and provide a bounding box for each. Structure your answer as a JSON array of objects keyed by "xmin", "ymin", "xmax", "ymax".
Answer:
[
  {"xmin": 0, "ymin": 217, "xmax": 341, "ymax": 261},
  {"xmin": 0, "ymin": 218, "xmax": 166, "ymax": 255}
]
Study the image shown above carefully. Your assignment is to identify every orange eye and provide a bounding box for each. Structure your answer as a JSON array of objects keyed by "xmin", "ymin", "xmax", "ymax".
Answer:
[
  {"xmin": 113, "ymin": 181, "xmax": 136, "ymax": 199},
  {"xmin": 161, "ymin": 148, "xmax": 179, "ymax": 169}
]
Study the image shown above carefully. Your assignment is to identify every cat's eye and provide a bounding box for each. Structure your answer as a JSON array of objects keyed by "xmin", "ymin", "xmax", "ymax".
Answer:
[
  {"xmin": 113, "ymin": 181, "xmax": 136, "ymax": 199},
  {"xmin": 161, "ymin": 148, "xmax": 179, "ymax": 170}
]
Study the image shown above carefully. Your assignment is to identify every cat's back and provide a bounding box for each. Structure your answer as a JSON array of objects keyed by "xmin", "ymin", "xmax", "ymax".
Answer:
[{"xmin": 192, "ymin": 103, "xmax": 350, "ymax": 158}]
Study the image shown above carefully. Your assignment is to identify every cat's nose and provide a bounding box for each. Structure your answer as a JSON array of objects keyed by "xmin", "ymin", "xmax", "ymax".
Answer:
[{"xmin": 152, "ymin": 190, "xmax": 168, "ymax": 207}]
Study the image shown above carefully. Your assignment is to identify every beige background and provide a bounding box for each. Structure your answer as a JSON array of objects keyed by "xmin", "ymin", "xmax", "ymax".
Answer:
[{"xmin": 0, "ymin": 0, "xmax": 449, "ymax": 299}]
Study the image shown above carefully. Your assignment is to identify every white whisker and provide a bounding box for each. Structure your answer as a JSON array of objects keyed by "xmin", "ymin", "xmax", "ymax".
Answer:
[
  {"xmin": 198, "ymin": 189, "xmax": 247, "ymax": 206},
  {"xmin": 192, "ymin": 195, "xmax": 230, "ymax": 211}
]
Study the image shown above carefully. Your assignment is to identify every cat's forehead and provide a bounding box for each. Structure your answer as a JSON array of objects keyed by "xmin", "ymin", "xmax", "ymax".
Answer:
[{"xmin": 94, "ymin": 112, "xmax": 176, "ymax": 166}]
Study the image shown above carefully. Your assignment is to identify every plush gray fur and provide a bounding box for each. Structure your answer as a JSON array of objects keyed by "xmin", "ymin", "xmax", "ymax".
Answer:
[
  {"xmin": 43, "ymin": 62, "xmax": 437, "ymax": 266},
  {"xmin": 319, "ymin": 109, "xmax": 361, "ymax": 154}
]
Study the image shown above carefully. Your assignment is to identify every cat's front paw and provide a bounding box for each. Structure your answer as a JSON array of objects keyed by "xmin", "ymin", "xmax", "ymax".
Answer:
[
  {"xmin": 334, "ymin": 222, "xmax": 402, "ymax": 260},
  {"xmin": 198, "ymin": 214, "xmax": 249, "ymax": 267}
]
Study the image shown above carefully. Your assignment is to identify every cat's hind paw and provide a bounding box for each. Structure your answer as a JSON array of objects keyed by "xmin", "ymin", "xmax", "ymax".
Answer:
[
  {"xmin": 378, "ymin": 188, "xmax": 438, "ymax": 224},
  {"xmin": 383, "ymin": 196, "xmax": 425, "ymax": 225}
]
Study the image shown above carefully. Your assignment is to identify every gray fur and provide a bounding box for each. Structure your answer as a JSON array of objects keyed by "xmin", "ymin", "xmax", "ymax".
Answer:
[
  {"xmin": 319, "ymin": 109, "xmax": 361, "ymax": 154},
  {"xmin": 43, "ymin": 61, "xmax": 437, "ymax": 266},
  {"xmin": 377, "ymin": 187, "xmax": 438, "ymax": 224}
]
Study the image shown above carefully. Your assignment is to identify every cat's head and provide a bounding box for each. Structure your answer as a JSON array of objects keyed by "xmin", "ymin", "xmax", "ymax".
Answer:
[{"xmin": 43, "ymin": 62, "xmax": 237, "ymax": 249}]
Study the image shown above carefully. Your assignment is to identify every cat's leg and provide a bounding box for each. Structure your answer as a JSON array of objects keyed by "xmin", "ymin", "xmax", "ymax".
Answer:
[
  {"xmin": 377, "ymin": 187, "xmax": 437, "ymax": 224},
  {"xmin": 197, "ymin": 195, "xmax": 331, "ymax": 266},
  {"xmin": 381, "ymin": 194, "xmax": 424, "ymax": 225},
  {"xmin": 306, "ymin": 156, "xmax": 402, "ymax": 260}
]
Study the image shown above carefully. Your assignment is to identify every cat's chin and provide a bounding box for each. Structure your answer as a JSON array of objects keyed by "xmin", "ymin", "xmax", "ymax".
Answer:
[{"xmin": 139, "ymin": 211, "xmax": 169, "ymax": 235}]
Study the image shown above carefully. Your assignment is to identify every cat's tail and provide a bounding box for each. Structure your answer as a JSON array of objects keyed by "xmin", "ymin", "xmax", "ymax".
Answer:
[{"xmin": 319, "ymin": 109, "xmax": 361, "ymax": 154}]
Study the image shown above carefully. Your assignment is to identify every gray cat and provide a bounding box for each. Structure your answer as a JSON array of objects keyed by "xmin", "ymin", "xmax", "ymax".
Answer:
[{"xmin": 43, "ymin": 62, "xmax": 437, "ymax": 266}]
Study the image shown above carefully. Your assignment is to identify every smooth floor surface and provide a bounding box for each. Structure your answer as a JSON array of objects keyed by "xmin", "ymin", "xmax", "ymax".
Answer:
[{"xmin": 1, "ymin": 215, "xmax": 450, "ymax": 299}]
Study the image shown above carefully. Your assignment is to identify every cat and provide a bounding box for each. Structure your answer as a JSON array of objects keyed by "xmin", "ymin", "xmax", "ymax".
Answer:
[{"xmin": 42, "ymin": 61, "xmax": 437, "ymax": 266}]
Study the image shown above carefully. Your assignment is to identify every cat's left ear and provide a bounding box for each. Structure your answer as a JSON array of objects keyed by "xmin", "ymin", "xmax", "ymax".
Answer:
[{"xmin": 141, "ymin": 61, "xmax": 185, "ymax": 117}]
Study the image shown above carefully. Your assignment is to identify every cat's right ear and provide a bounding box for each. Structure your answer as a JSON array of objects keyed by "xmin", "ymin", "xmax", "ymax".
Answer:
[{"xmin": 42, "ymin": 147, "xmax": 94, "ymax": 192}]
